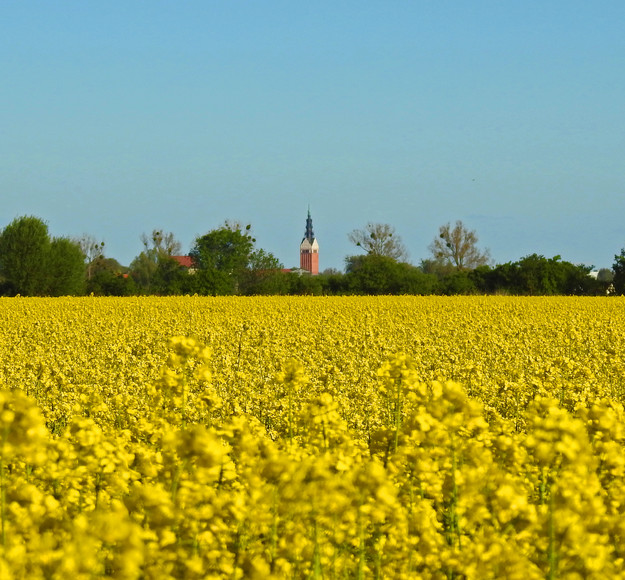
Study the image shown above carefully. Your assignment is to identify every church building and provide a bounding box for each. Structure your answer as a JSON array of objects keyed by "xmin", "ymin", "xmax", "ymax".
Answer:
[{"xmin": 299, "ymin": 209, "xmax": 319, "ymax": 275}]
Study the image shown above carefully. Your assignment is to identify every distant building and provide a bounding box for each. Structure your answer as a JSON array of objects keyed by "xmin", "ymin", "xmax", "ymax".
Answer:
[
  {"xmin": 172, "ymin": 255, "xmax": 193, "ymax": 269},
  {"xmin": 171, "ymin": 255, "xmax": 196, "ymax": 274},
  {"xmin": 299, "ymin": 209, "xmax": 319, "ymax": 275}
]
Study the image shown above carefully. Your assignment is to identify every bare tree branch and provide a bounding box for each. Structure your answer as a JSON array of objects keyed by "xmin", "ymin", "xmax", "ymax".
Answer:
[
  {"xmin": 348, "ymin": 223, "xmax": 408, "ymax": 261},
  {"xmin": 428, "ymin": 220, "xmax": 490, "ymax": 270}
]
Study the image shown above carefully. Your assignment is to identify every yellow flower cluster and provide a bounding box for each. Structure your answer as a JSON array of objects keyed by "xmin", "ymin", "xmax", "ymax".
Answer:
[{"xmin": 0, "ymin": 295, "xmax": 624, "ymax": 578}]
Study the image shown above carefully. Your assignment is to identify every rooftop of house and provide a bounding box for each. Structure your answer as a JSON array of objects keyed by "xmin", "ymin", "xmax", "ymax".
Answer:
[{"xmin": 172, "ymin": 255, "xmax": 193, "ymax": 268}]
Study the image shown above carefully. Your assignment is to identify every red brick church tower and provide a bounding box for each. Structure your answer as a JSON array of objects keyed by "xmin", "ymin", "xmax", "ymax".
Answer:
[{"xmin": 299, "ymin": 208, "xmax": 319, "ymax": 275}]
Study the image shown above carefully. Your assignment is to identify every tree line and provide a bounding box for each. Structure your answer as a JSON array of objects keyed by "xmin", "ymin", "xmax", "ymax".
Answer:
[{"xmin": 0, "ymin": 215, "xmax": 623, "ymax": 296}]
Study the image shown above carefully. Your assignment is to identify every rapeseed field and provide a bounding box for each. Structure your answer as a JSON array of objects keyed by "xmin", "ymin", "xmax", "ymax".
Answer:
[{"xmin": 0, "ymin": 296, "xmax": 624, "ymax": 579}]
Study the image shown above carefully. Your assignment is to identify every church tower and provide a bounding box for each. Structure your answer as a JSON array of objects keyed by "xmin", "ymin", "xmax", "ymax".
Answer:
[{"xmin": 299, "ymin": 208, "xmax": 319, "ymax": 275}]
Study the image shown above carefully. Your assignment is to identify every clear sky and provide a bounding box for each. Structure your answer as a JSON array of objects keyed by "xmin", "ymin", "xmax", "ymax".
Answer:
[{"xmin": 2, "ymin": 1, "xmax": 624, "ymax": 271}]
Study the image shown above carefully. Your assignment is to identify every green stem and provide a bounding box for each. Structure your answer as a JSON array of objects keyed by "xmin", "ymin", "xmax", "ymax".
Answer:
[
  {"xmin": 288, "ymin": 380, "xmax": 293, "ymax": 442},
  {"xmin": 547, "ymin": 490, "xmax": 557, "ymax": 580},
  {"xmin": 171, "ymin": 458, "xmax": 189, "ymax": 502},
  {"xmin": 539, "ymin": 468, "xmax": 546, "ymax": 505},
  {"xmin": 0, "ymin": 459, "xmax": 5, "ymax": 547},
  {"xmin": 357, "ymin": 512, "xmax": 366, "ymax": 580},
  {"xmin": 444, "ymin": 438, "xmax": 461, "ymax": 551},
  {"xmin": 95, "ymin": 472, "xmax": 101, "ymax": 509},
  {"xmin": 236, "ymin": 326, "xmax": 245, "ymax": 372},
  {"xmin": 0, "ymin": 428, "xmax": 8, "ymax": 549},
  {"xmin": 393, "ymin": 377, "xmax": 403, "ymax": 452},
  {"xmin": 451, "ymin": 441, "xmax": 461, "ymax": 550},
  {"xmin": 181, "ymin": 374, "xmax": 188, "ymax": 430},
  {"xmin": 312, "ymin": 518, "xmax": 322, "ymax": 579},
  {"xmin": 269, "ymin": 489, "xmax": 279, "ymax": 570}
]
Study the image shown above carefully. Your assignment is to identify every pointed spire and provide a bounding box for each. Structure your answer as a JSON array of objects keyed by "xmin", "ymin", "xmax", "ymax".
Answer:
[{"xmin": 304, "ymin": 207, "xmax": 315, "ymax": 242}]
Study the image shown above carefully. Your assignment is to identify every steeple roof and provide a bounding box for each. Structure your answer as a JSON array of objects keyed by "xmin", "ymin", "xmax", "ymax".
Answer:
[{"xmin": 303, "ymin": 208, "xmax": 315, "ymax": 243}]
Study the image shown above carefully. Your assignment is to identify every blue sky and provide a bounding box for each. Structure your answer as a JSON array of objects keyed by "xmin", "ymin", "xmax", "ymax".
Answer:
[{"xmin": 2, "ymin": 1, "xmax": 624, "ymax": 271}]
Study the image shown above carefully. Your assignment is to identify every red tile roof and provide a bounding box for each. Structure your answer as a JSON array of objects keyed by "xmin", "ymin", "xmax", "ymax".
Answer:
[{"xmin": 172, "ymin": 255, "xmax": 193, "ymax": 268}]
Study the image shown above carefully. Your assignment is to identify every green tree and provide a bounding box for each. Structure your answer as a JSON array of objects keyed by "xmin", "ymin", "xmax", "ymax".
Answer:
[
  {"xmin": 559, "ymin": 260, "xmax": 595, "ymax": 295},
  {"xmin": 76, "ymin": 234, "xmax": 105, "ymax": 281},
  {"xmin": 129, "ymin": 251, "xmax": 157, "ymax": 292},
  {"xmin": 190, "ymin": 222, "xmax": 281, "ymax": 295},
  {"xmin": 348, "ymin": 223, "xmax": 408, "ymax": 261},
  {"xmin": 613, "ymin": 249, "xmax": 625, "ymax": 294},
  {"xmin": 485, "ymin": 255, "xmax": 595, "ymax": 295},
  {"xmin": 130, "ymin": 230, "xmax": 185, "ymax": 294},
  {"xmin": 0, "ymin": 216, "xmax": 51, "ymax": 295},
  {"xmin": 420, "ymin": 258, "xmax": 455, "ymax": 279},
  {"xmin": 87, "ymin": 258, "xmax": 134, "ymax": 296},
  {"xmin": 396, "ymin": 263, "xmax": 438, "ymax": 295},
  {"xmin": 47, "ymin": 237, "xmax": 86, "ymax": 296},
  {"xmin": 0, "ymin": 216, "xmax": 88, "ymax": 296},
  {"xmin": 467, "ymin": 265, "xmax": 494, "ymax": 294},
  {"xmin": 318, "ymin": 269, "xmax": 349, "ymax": 295},
  {"xmin": 428, "ymin": 220, "xmax": 490, "ymax": 271},
  {"xmin": 241, "ymin": 248, "xmax": 287, "ymax": 295},
  {"xmin": 516, "ymin": 254, "xmax": 562, "ymax": 295},
  {"xmin": 344, "ymin": 254, "xmax": 435, "ymax": 295},
  {"xmin": 439, "ymin": 270, "xmax": 478, "ymax": 295},
  {"xmin": 288, "ymin": 271, "xmax": 324, "ymax": 295}
]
